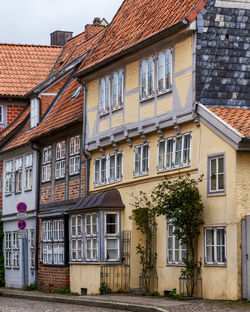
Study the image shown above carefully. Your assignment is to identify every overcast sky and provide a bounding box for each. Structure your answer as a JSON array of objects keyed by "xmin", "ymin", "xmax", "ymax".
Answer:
[{"xmin": 0, "ymin": 0, "xmax": 124, "ymax": 45}]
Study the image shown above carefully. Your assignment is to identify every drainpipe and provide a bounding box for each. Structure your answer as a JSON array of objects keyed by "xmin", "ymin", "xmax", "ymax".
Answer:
[
  {"xmin": 31, "ymin": 141, "xmax": 41, "ymax": 287},
  {"xmin": 76, "ymin": 78, "xmax": 90, "ymax": 196}
]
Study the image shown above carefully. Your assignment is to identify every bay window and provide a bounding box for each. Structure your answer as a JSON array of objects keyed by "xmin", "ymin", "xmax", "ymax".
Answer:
[
  {"xmin": 70, "ymin": 212, "xmax": 121, "ymax": 263},
  {"xmin": 158, "ymin": 133, "xmax": 191, "ymax": 171},
  {"xmin": 69, "ymin": 135, "xmax": 80, "ymax": 176},
  {"xmin": 41, "ymin": 219, "xmax": 64, "ymax": 265},
  {"xmin": 42, "ymin": 146, "xmax": 52, "ymax": 183},
  {"xmin": 55, "ymin": 140, "xmax": 66, "ymax": 179},
  {"xmin": 134, "ymin": 144, "xmax": 149, "ymax": 176},
  {"xmin": 205, "ymin": 227, "xmax": 226, "ymax": 265}
]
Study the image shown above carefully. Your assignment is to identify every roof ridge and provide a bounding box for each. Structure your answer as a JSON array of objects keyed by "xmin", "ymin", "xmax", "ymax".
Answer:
[{"xmin": 0, "ymin": 43, "xmax": 61, "ymax": 48}]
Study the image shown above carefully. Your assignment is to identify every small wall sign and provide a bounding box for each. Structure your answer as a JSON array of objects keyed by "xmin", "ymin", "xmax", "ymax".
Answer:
[
  {"xmin": 18, "ymin": 220, "xmax": 27, "ymax": 230},
  {"xmin": 17, "ymin": 202, "xmax": 27, "ymax": 213}
]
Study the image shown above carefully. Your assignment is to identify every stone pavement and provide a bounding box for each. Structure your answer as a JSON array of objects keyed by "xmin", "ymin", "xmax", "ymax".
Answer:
[{"xmin": 1, "ymin": 288, "xmax": 250, "ymax": 312}]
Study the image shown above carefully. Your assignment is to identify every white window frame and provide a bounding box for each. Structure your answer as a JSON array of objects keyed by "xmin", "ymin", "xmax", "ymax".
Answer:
[
  {"xmin": 140, "ymin": 57, "xmax": 155, "ymax": 100},
  {"xmin": 208, "ymin": 154, "xmax": 225, "ymax": 194},
  {"xmin": 42, "ymin": 146, "xmax": 52, "ymax": 183},
  {"xmin": 157, "ymin": 133, "xmax": 192, "ymax": 171},
  {"xmin": 15, "ymin": 157, "xmax": 23, "ymax": 193},
  {"xmin": 100, "ymin": 76, "xmax": 110, "ymax": 115},
  {"xmin": 111, "ymin": 69, "xmax": 124, "ymax": 111},
  {"xmin": 30, "ymin": 98, "xmax": 40, "ymax": 128},
  {"xmin": 204, "ymin": 227, "xmax": 227, "ymax": 265},
  {"xmin": 104, "ymin": 212, "xmax": 120, "ymax": 262},
  {"xmin": 85, "ymin": 214, "xmax": 98, "ymax": 261},
  {"xmin": 5, "ymin": 160, "xmax": 14, "ymax": 194},
  {"xmin": 134, "ymin": 144, "xmax": 149, "ymax": 176},
  {"xmin": 69, "ymin": 135, "xmax": 80, "ymax": 176},
  {"xmin": 94, "ymin": 152, "xmax": 123, "ymax": 186},
  {"xmin": 24, "ymin": 153, "xmax": 33, "ymax": 191},
  {"xmin": 13, "ymin": 231, "xmax": 19, "ymax": 268},
  {"xmin": 41, "ymin": 219, "xmax": 64, "ymax": 265},
  {"xmin": 71, "ymin": 215, "xmax": 83, "ymax": 262},
  {"xmin": 55, "ymin": 140, "xmax": 66, "ymax": 179},
  {"xmin": 157, "ymin": 49, "xmax": 172, "ymax": 94},
  {"xmin": 167, "ymin": 223, "xmax": 186, "ymax": 265},
  {"xmin": 0, "ymin": 105, "xmax": 4, "ymax": 123},
  {"xmin": 5, "ymin": 231, "xmax": 12, "ymax": 268}
]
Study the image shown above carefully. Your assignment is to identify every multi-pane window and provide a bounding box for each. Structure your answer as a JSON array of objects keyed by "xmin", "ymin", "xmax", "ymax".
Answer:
[
  {"xmin": 30, "ymin": 230, "xmax": 35, "ymax": 269},
  {"xmin": 208, "ymin": 155, "xmax": 225, "ymax": 193},
  {"xmin": 55, "ymin": 141, "xmax": 66, "ymax": 179},
  {"xmin": 158, "ymin": 133, "xmax": 191, "ymax": 171},
  {"xmin": 15, "ymin": 157, "xmax": 22, "ymax": 193},
  {"xmin": 41, "ymin": 219, "xmax": 64, "ymax": 265},
  {"xmin": 5, "ymin": 160, "xmax": 14, "ymax": 194},
  {"xmin": 105, "ymin": 213, "xmax": 120, "ymax": 261},
  {"xmin": 141, "ymin": 58, "xmax": 154, "ymax": 99},
  {"xmin": 0, "ymin": 105, "xmax": 3, "ymax": 123},
  {"xmin": 205, "ymin": 227, "xmax": 226, "ymax": 265},
  {"xmin": 5, "ymin": 232, "xmax": 11, "ymax": 268},
  {"xmin": 94, "ymin": 153, "xmax": 123, "ymax": 186},
  {"xmin": 157, "ymin": 49, "xmax": 172, "ymax": 93},
  {"xmin": 112, "ymin": 70, "xmax": 124, "ymax": 110},
  {"xmin": 13, "ymin": 231, "xmax": 19, "ymax": 268},
  {"xmin": 85, "ymin": 214, "xmax": 98, "ymax": 261},
  {"xmin": 71, "ymin": 215, "xmax": 83, "ymax": 261},
  {"xmin": 25, "ymin": 154, "xmax": 33, "ymax": 190},
  {"xmin": 99, "ymin": 70, "xmax": 124, "ymax": 114},
  {"xmin": 69, "ymin": 135, "xmax": 80, "ymax": 176},
  {"xmin": 134, "ymin": 144, "xmax": 149, "ymax": 176},
  {"xmin": 30, "ymin": 98, "xmax": 40, "ymax": 128},
  {"xmin": 167, "ymin": 223, "xmax": 186, "ymax": 265},
  {"xmin": 42, "ymin": 146, "xmax": 52, "ymax": 182}
]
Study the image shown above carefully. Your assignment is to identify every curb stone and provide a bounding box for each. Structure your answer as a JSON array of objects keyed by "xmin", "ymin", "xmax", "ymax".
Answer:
[{"xmin": 0, "ymin": 291, "xmax": 169, "ymax": 312}]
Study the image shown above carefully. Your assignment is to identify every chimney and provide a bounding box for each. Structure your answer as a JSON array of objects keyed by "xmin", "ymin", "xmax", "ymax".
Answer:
[
  {"xmin": 85, "ymin": 17, "xmax": 108, "ymax": 40},
  {"xmin": 50, "ymin": 30, "xmax": 73, "ymax": 46}
]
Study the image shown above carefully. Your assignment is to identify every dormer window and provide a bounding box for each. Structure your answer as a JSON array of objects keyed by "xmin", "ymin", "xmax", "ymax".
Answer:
[
  {"xmin": 30, "ymin": 98, "xmax": 40, "ymax": 128},
  {"xmin": 71, "ymin": 85, "xmax": 83, "ymax": 101}
]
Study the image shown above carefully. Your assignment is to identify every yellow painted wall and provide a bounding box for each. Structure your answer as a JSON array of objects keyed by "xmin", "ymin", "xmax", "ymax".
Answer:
[
  {"xmin": 112, "ymin": 112, "xmax": 123, "ymax": 128},
  {"xmin": 126, "ymin": 61, "xmax": 139, "ymax": 91},
  {"xmin": 87, "ymin": 80, "xmax": 99, "ymax": 110},
  {"xmin": 140, "ymin": 102, "xmax": 155, "ymax": 119},
  {"xmin": 157, "ymin": 96, "xmax": 173, "ymax": 115},
  {"xmin": 175, "ymin": 36, "xmax": 192, "ymax": 73},
  {"xmin": 175, "ymin": 72, "xmax": 192, "ymax": 107},
  {"xmin": 125, "ymin": 93, "xmax": 139, "ymax": 124}
]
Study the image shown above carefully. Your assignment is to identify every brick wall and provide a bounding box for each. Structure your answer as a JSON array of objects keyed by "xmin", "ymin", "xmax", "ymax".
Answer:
[
  {"xmin": 55, "ymin": 182, "xmax": 66, "ymax": 201},
  {"xmin": 37, "ymin": 221, "xmax": 69, "ymax": 292},
  {"xmin": 196, "ymin": 0, "xmax": 250, "ymax": 107},
  {"xmin": 68, "ymin": 179, "xmax": 80, "ymax": 200},
  {"xmin": 6, "ymin": 104, "xmax": 26, "ymax": 126},
  {"xmin": 41, "ymin": 185, "xmax": 51, "ymax": 204}
]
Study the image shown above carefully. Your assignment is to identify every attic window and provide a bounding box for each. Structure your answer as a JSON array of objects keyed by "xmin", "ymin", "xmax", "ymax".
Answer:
[{"xmin": 71, "ymin": 85, "xmax": 83, "ymax": 101}]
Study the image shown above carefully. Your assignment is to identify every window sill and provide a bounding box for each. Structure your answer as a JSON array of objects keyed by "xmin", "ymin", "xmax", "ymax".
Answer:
[
  {"xmin": 15, "ymin": 191, "xmax": 22, "ymax": 195},
  {"xmin": 13, "ymin": 267, "xmax": 20, "ymax": 270},
  {"xmin": 140, "ymin": 95, "xmax": 154, "ymax": 103},
  {"xmin": 55, "ymin": 176, "xmax": 66, "ymax": 181},
  {"xmin": 204, "ymin": 263, "xmax": 227, "ymax": 267},
  {"xmin": 69, "ymin": 261, "xmax": 122, "ymax": 265},
  {"xmin": 133, "ymin": 173, "xmax": 149, "ymax": 179},
  {"xmin": 41, "ymin": 180, "xmax": 51, "ymax": 184},
  {"xmin": 157, "ymin": 164, "xmax": 190, "ymax": 173},
  {"xmin": 69, "ymin": 172, "xmax": 80, "ymax": 178},
  {"xmin": 111, "ymin": 105, "xmax": 123, "ymax": 113},
  {"xmin": 40, "ymin": 263, "xmax": 67, "ymax": 267},
  {"xmin": 5, "ymin": 267, "xmax": 12, "ymax": 270},
  {"xmin": 207, "ymin": 192, "xmax": 226, "ymax": 197},
  {"xmin": 24, "ymin": 188, "xmax": 32, "ymax": 193},
  {"xmin": 99, "ymin": 110, "xmax": 110, "ymax": 117},
  {"xmin": 167, "ymin": 263, "xmax": 185, "ymax": 267},
  {"xmin": 156, "ymin": 88, "xmax": 173, "ymax": 97},
  {"xmin": 94, "ymin": 179, "xmax": 123, "ymax": 188},
  {"xmin": 5, "ymin": 193, "xmax": 12, "ymax": 197}
]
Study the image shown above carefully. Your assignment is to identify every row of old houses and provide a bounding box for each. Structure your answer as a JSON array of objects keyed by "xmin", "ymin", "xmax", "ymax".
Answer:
[{"xmin": 0, "ymin": 0, "xmax": 249, "ymax": 301}]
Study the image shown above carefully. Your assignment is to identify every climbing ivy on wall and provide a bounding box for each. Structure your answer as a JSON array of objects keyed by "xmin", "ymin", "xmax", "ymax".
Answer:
[{"xmin": 0, "ymin": 212, "xmax": 5, "ymax": 286}]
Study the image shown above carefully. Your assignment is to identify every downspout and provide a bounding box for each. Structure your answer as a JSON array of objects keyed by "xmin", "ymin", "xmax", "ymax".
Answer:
[
  {"xmin": 31, "ymin": 141, "xmax": 41, "ymax": 286},
  {"xmin": 76, "ymin": 78, "xmax": 90, "ymax": 196}
]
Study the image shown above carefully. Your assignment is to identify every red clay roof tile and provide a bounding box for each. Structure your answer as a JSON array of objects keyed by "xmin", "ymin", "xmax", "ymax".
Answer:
[
  {"xmin": 208, "ymin": 106, "xmax": 250, "ymax": 138},
  {"xmin": 0, "ymin": 44, "xmax": 61, "ymax": 96}
]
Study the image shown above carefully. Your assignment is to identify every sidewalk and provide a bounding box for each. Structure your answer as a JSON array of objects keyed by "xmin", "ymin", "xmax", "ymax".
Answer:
[{"xmin": 0, "ymin": 288, "xmax": 189, "ymax": 312}]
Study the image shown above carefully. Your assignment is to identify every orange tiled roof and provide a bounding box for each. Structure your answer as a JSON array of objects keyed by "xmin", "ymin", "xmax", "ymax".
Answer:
[
  {"xmin": 0, "ymin": 43, "xmax": 62, "ymax": 96},
  {"xmin": 1, "ymin": 30, "xmax": 104, "ymax": 152},
  {"xmin": 78, "ymin": 0, "xmax": 206, "ymax": 74},
  {"xmin": 208, "ymin": 106, "xmax": 250, "ymax": 138}
]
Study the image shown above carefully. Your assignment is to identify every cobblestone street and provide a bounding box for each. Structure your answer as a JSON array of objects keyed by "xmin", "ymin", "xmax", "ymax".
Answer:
[{"xmin": 0, "ymin": 297, "xmax": 124, "ymax": 312}]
